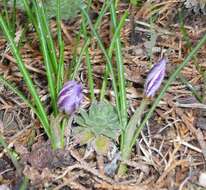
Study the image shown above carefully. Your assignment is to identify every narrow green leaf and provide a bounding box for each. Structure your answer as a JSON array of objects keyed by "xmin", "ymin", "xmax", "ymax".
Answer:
[
  {"xmin": 37, "ymin": 0, "xmax": 58, "ymax": 75},
  {"xmin": 110, "ymin": 2, "xmax": 128, "ymax": 128},
  {"xmin": 71, "ymin": 0, "xmax": 111, "ymax": 79},
  {"xmin": 32, "ymin": 0, "xmax": 57, "ymax": 115},
  {"xmin": 0, "ymin": 14, "xmax": 51, "ymax": 139},
  {"xmin": 100, "ymin": 11, "xmax": 128, "ymax": 101},
  {"xmin": 81, "ymin": 6, "xmax": 121, "ymax": 122},
  {"xmin": 56, "ymin": 0, "xmax": 65, "ymax": 93}
]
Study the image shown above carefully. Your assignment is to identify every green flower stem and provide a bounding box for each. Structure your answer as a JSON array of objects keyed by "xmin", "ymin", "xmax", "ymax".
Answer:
[
  {"xmin": 118, "ymin": 99, "xmax": 148, "ymax": 175},
  {"xmin": 60, "ymin": 117, "xmax": 69, "ymax": 148}
]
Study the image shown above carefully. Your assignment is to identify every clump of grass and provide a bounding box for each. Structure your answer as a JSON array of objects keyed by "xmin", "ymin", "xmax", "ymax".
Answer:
[{"xmin": 0, "ymin": 0, "xmax": 78, "ymax": 149}]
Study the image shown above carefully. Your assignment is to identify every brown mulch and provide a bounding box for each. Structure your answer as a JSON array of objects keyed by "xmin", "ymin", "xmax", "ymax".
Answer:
[{"xmin": 1, "ymin": 1, "xmax": 206, "ymax": 189}]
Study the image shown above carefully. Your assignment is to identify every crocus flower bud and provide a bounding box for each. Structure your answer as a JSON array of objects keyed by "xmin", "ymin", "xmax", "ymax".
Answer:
[
  {"xmin": 144, "ymin": 58, "xmax": 167, "ymax": 97},
  {"xmin": 57, "ymin": 80, "xmax": 83, "ymax": 115}
]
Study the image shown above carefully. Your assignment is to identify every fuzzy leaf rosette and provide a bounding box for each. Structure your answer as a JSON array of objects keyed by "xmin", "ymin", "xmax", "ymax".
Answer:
[{"xmin": 73, "ymin": 101, "xmax": 120, "ymax": 155}]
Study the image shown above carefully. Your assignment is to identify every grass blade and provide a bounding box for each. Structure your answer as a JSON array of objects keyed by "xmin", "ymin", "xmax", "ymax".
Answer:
[
  {"xmin": 100, "ymin": 11, "xmax": 128, "ymax": 101},
  {"xmin": 22, "ymin": 0, "xmax": 37, "ymax": 28},
  {"xmin": 71, "ymin": 0, "xmax": 111, "ymax": 79},
  {"xmin": 32, "ymin": 0, "xmax": 57, "ymax": 115},
  {"xmin": 110, "ymin": 2, "xmax": 127, "ymax": 128},
  {"xmin": 56, "ymin": 0, "xmax": 65, "ymax": 93},
  {"xmin": 85, "ymin": 48, "xmax": 95, "ymax": 100},
  {"xmin": 0, "ymin": 14, "xmax": 51, "ymax": 138},
  {"xmin": 82, "ymin": 13, "xmax": 95, "ymax": 100},
  {"xmin": 179, "ymin": 74, "xmax": 202, "ymax": 103},
  {"xmin": 38, "ymin": 0, "xmax": 58, "ymax": 75},
  {"xmin": 81, "ymin": 6, "xmax": 121, "ymax": 121}
]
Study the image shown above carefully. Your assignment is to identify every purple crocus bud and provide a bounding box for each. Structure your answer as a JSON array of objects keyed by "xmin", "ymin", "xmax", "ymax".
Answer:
[
  {"xmin": 144, "ymin": 58, "xmax": 167, "ymax": 97},
  {"xmin": 57, "ymin": 80, "xmax": 83, "ymax": 115}
]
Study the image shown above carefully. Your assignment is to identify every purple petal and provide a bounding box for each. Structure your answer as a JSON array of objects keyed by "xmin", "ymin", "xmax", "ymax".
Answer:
[
  {"xmin": 57, "ymin": 80, "xmax": 83, "ymax": 115},
  {"xmin": 144, "ymin": 58, "xmax": 167, "ymax": 97},
  {"xmin": 145, "ymin": 70, "xmax": 165, "ymax": 97},
  {"xmin": 58, "ymin": 80, "xmax": 78, "ymax": 97},
  {"xmin": 145, "ymin": 59, "xmax": 166, "ymax": 84}
]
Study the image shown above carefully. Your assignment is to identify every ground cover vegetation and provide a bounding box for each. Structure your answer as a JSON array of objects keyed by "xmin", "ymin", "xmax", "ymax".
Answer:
[{"xmin": 0, "ymin": 0, "xmax": 206, "ymax": 189}]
